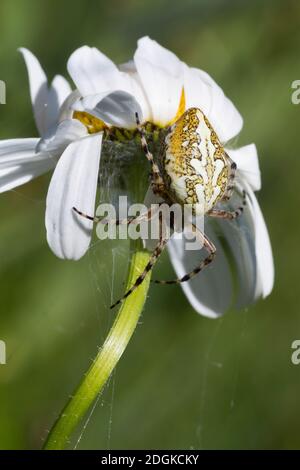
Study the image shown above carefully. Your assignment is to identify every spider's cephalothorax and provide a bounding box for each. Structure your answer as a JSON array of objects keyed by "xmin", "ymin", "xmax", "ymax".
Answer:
[
  {"xmin": 73, "ymin": 107, "xmax": 246, "ymax": 309},
  {"xmin": 161, "ymin": 108, "xmax": 231, "ymax": 214}
]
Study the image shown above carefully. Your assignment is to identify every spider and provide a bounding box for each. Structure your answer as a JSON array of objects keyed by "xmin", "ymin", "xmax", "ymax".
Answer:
[{"xmin": 73, "ymin": 108, "xmax": 246, "ymax": 309}]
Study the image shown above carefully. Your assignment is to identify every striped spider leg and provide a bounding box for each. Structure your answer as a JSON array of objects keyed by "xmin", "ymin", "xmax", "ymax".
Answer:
[
  {"xmin": 72, "ymin": 205, "xmax": 156, "ymax": 227},
  {"xmin": 222, "ymin": 153, "xmax": 237, "ymax": 201},
  {"xmin": 207, "ymin": 189, "xmax": 246, "ymax": 220},
  {"xmin": 149, "ymin": 191, "xmax": 246, "ymax": 287},
  {"xmin": 135, "ymin": 112, "xmax": 168, "ymax": 198},
  {"xmin": 207, "ymin": 152, "xmax": 247, "ymax": 219},
  {"xmin": 109, "ymin": 115, "xmax": 169, "ymax": 309},
  {"xmin": 110, "ymin": 212, "xmax": 168, "ymax": 309},
  {"xmin": 110, "ymin": 223, "xmax": 216, "ymax": 307},
  {"xmin": 152, "ymin": 223, "xmax": 216, "ymax": 285}
]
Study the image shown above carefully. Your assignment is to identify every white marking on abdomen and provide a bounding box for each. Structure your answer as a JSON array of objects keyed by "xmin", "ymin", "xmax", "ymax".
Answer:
[
  {"xmin": 212, "ymin": 159, "xmax": 225, "ymax": 186},
  {"xmin": 207, "ymin": 186, "xmax": 221, "ymax": 210},
  {"xmin": 196, "ymin": 114, "xmax": 215, "ymax": 165},
  {"xmin": 190, "ymin": 158, "xmax": 208, "ymax": 184}
]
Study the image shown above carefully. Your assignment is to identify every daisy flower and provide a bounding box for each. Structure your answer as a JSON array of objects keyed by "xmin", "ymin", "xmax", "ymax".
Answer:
[{"xmin": 0, "ymin": 36, "xmax": 274, "ymax": 317}]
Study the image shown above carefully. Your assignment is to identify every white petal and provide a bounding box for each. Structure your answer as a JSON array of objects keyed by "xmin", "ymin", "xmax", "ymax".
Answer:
[
  {"xmin": 19, "ymin": 48, "xmax": 71, "ymax": 137},
  {"xmin": 67, "ymin": 46, "xmax": 131, "ymax": 96},
  {"xmin": 183, "ymin": 66, "xmax": 243, "ymax": 143},
  {"xmin": 242, "ymin": 181, "xmax": 274, "ymax": 298},
  {"xmin": 19, "ymin": 48, "xmax": 48, "ymax": 136},
  {"xmin": 182, "ymin": 65, "xmax": 212, "ymax": 118},
  {"xmin": 119, "ymin": 60, "xmax": 136, "ymax": 74},
  {"xmin": 59, "ymin": 90, "xmax": 81, "ymax": 121},
  {"xmin": 226, "ymin": 144, "xmax": 261, "ymax": 191},
  {"xmin": 167, "ymin": 222, "xmax": 233, "ymax": 318},
  {"xmin": 45, "ymin": 75, "xmax": 72, "ymax": 133},
  {"xmin": 211, "ymin": 183, "xmax": 274, "ymax": 309},
  {"xmin": 134, "ymin": 36, "xmax": 184, "ymax": 126},
  {"xmin": 0, "ymin": 138, "xmax": 38, "ymax": 164},
  {"xmin": 37, "ymin": 119, "xmax": 87, "ymax": 154},
  {"xmin": 45, "ymin": 134, "xmax": 102, "ymax": 260},
  {"xmin": 51, "ymin": 75, "xmax": 72, "ymax": 107},
  {"xmin": 73, "ymin": 91, "xmax": 143, "ymax": 128},
  {"xmin": 0, "ymin": 138, "xmax": 55, "ymax": 192},
  {"xmin": 212, "ymin": 197, "xmax": 257, "ymax": 309},
  {"xmin": 119, "ymin": 61, "xmax": 152, "ymax": 122}
]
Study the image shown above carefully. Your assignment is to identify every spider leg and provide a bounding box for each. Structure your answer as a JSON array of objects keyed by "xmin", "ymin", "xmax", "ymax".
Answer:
[
  {"xmin": 222, "ymin": 156, "xmax": 237, "ymax": 201},
  {"xmin": 152, "ymin": 224, "xmax": 216, "ymax": 285},
  {"xmin": 72, "ymin": 206, "xmax": 155, "ymax": 226},
  {"xmin": 208, "ymin": 190, "xmax": 246, "ymax": 220},
  {"xmin": 135, "ymin": 112, "xmax": 165, "ymax": 193},
  {"xmin": 110, "ymin": 214, "xmax": 167, "ymax": 309}
]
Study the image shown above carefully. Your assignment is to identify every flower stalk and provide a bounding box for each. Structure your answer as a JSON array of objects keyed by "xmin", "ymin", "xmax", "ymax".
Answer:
[{"xmin": 43, "ymin": 241, "xmax": 151, "ymax": 450}]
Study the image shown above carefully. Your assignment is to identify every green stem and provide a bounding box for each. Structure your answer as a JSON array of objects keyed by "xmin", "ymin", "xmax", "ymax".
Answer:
[{"xmin": 43, "ymin": 243, "xmax": 151, "ymax": 450}]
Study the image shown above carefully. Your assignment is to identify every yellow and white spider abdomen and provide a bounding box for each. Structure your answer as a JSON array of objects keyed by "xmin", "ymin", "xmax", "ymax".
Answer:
[{"xmin": 163, "ymin": 107, "xmax": 230, "ymax": 214}]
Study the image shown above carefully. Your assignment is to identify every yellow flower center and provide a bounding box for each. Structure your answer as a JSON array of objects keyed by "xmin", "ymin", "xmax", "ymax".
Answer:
[
  {"xmin": 168, "ymin": 87, "xmax": 186, "ymax": 126},
  {"xmin": 73, "ymin": 87, "xmax": 186, "ymax": 140},
  {"xmin": 73, "ymin": 111, "xmax": 107, "ymax": 134}
]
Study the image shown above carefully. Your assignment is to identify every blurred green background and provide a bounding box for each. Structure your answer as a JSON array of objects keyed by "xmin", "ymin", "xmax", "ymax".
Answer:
[{"xmin": 0, "ymin": 0, "xmax": 299, "ymax": 450}]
